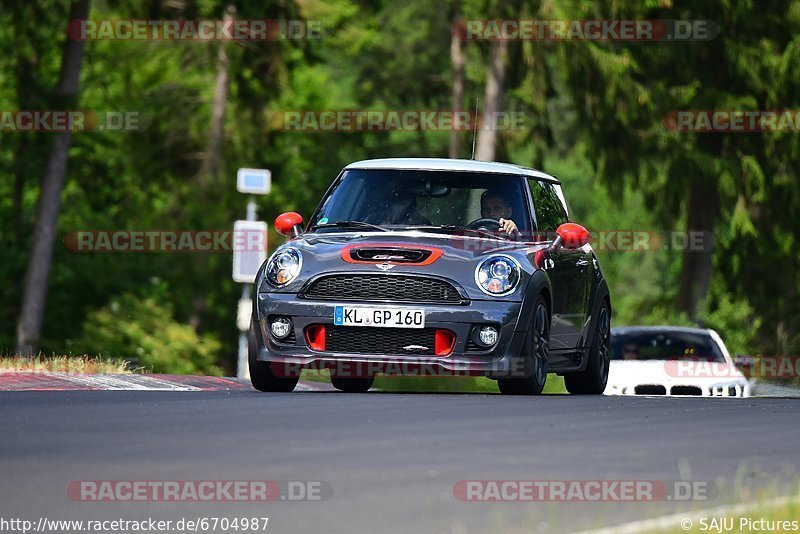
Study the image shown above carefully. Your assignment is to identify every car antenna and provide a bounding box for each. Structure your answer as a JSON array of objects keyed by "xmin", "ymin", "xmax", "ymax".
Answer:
[{"xmin": 470, "ymin": 98, "xmax": 479, "ymax": 160}]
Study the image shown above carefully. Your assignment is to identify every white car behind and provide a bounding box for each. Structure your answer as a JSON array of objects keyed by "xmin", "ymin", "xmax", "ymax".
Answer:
[{"xmin": 605, "ymin": 326, "xmax": 750, "ymax": 397}]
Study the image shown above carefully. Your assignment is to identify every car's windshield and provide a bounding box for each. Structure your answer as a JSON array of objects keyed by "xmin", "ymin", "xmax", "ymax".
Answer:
[
  {"xmin": 309, "ymin": 169, "xmax": 532, "ymax": 236},
  {"xmin": 611, "ymin": 331, "xmax": 726, "ymax": 362}
]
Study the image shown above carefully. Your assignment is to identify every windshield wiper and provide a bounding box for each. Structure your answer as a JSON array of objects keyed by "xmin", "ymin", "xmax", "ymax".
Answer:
[
  {"xmin": 406, "ymin": 225, "xmax": 505, "ymax": 240},
  {"xmin": 311, "ymin": 220, "xmax": 390, "ymax": 232}
]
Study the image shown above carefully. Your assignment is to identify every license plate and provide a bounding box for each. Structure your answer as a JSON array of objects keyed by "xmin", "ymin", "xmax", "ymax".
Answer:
[{"xmin": 334, "ymin": 306, "xmax": 425, "ymax": 328}]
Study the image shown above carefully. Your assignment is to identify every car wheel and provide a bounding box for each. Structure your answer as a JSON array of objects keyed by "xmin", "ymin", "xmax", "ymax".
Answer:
[
  {"xmin": 498, "ymin": 296, "xmax": 549, "ymax": 396},
  {"xmin": 330, "ymin": 374, "xmax": 374, "ymax": 393},
  {"xmin": 565, "ymin": 301, "xmax": 610, "ymax": 395},
  {"xmin": 248, "ymin": 321, "xmax": 299, "ymax": 392}
]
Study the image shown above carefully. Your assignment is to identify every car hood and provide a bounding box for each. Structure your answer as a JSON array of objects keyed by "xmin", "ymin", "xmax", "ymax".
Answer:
[
  {"xmin": 605, "ymin": 360, "xmax": 749, "ymax": 397},
  {"xmin": 297, "ymin": 230, "xmax": 535, "ymax": 257}
]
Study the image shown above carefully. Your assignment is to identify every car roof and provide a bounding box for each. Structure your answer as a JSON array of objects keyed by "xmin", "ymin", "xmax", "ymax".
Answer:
[
  {"xmin": 611, "ymin": 325, "xmax": 713, "ymax": 336},
  {"xmin": 344, "ymin": 158, "xmax": 560, "ymax": 184}
]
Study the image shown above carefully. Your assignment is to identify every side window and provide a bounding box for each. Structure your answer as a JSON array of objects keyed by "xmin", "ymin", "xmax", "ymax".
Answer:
[{"xmin": 528, "ymin": 180, "xmax": 568, "ymax": 234}]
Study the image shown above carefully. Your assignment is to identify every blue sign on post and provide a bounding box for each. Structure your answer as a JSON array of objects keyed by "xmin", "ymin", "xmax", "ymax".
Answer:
[{"xmin": 236, "ymin": 168, "xmax": 271, "ymax": 195}]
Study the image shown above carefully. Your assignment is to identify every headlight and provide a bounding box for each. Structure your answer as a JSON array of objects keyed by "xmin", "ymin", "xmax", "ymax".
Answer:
[
  {"xmin": 475, "ymin": 255, "xmax": 521, "ymax": 296},
  {"xmin": 265, "ymin": 248, "xmax": 302, "ymax": 287}
]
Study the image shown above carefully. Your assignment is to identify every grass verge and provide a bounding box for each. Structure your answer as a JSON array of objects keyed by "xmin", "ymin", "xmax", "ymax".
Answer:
[
  {"xmin": 658, "ymin": 491, "xmax": 800, "ymax": 534},
  {"xmin": 0, "ymin": 355, "xmax": 135, "ymax": 374}
]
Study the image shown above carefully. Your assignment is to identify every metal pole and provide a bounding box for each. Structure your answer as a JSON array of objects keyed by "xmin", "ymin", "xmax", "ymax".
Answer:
[
  {"xmin": 237, "ymin": 284, "xmax": 251, "ymax": 379},
  {"xmin": 246, "ymin": 196, "xmax": 257, "ymax": 220},
  {"xmin": 237, "ymin": 196, "xmax": 258, "ymax": 379}
]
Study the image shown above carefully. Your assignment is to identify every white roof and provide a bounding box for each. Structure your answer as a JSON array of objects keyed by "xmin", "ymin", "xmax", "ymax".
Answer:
[{"xmin": 344, "ymin": 158, "xmax": 559, "ymax": 183}]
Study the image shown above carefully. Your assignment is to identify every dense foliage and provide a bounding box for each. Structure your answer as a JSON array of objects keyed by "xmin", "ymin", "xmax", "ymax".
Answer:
[{"xmin": 1, "ymin": 0, "xmax": 798, "ymax": 373}]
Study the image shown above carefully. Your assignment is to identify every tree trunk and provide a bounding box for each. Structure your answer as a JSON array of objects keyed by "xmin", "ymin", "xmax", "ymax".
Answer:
[
  {"xmin": 16, "ymin": 0, "xmax": 90, "ymax": 355},
  {"xmin": 188, "ymin": 6, "xmax": 235, "ymax": 333},
  {"xmin": 12, "ymin": 137, "xmax": 29, "ymax": 237},
  {"xmin": 676, "ymin": 178, "xmax": 718, "ymax": 321},
  {"xmin": 202, "ymin": 5, "xmax": 235, "ymax": 183},
  {"xmin": 11, "ymin": 2, "xmax": 40, "ymax": 240},
  {"xmin": 474, "ymin": 40, "xmax": 508, "ymax": 162},
  {"xmin": 449, "ymin": 21, "xmax": 465, "ymax": 159}
]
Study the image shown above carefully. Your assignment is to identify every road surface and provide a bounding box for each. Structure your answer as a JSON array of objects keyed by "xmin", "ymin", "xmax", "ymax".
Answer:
[{"xmin": 1, "ymin": 388, "xmax": 799, "ymax": 533}]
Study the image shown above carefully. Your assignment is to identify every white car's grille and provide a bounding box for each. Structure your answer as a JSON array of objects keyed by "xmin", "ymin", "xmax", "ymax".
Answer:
[
  {"xmin": 671, "ymin": 385, "xmax": 702, "ymax": 396},
  {"xmin": 615, "ymin": 383, "xmax": 746, "ymax": 397},
  {"xmin": 710, "ymin": 384, "xmax": 744, "ymax": 397}
]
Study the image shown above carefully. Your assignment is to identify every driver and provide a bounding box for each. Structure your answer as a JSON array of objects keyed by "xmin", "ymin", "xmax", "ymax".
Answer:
[
  {"xmin": 622, "ymin": 343, "xmax": 640, "ymax": 360},
  {"xmin": 480, "ymin": 189, "xmax": 518, "ymax": 235}
]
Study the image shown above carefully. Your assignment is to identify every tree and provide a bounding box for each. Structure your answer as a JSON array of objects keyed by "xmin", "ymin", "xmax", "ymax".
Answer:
[
  {"xmin": 474, "ymin": 40, "xmax": 508, "ymax": 161},
  {"xmin": 449, "ymin": 13, "xmax": 466, "ymax": 158},
  {"xmin": 200, "ymin": 4, "xmax": 235, "ymax": 184},
  {"xmin": 560, "ymin": 0, "xmax": 800, "ymax": 328},
  {"xmin": 16, "ymin": 0, "xmax": 90, "ymax": 355}
]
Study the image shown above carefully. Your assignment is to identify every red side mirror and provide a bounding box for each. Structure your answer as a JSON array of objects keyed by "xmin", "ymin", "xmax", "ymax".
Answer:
[
  {"xmin": 275, "ymin": 212, "xmax": 304, "ymax": 236},
  {"xmin": 556, "ymin": 223, "xmax": 590, "ymax": 249}
]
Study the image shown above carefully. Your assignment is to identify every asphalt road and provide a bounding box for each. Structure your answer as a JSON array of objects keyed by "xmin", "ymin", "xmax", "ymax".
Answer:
[{"xmin": 1, "ymin": 391, "xmax": 799, "ymax": 534}]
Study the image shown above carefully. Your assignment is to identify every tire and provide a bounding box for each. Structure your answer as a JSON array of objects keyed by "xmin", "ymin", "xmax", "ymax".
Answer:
[
  {"xmin": 565, "ymin": 301, "xmax": 610, "ymax": 395},
  {"xmin": 248, "ymin": 322, "xmax": 299, "ymax": 392},
  {"xmin": 498, "ymin": 296, "xmax": 549, "ymax": 395},
  {"xmin": 330, "ymin": 374, "xmax": 374, "ymax": 393}
]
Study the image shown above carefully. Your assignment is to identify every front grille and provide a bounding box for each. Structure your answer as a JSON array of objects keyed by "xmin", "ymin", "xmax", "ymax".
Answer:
[
  {"xmin": 710, "ymin": 384, "xmax": 742, "ymax": 397},
  {"xmin": 324, "ymin": 326, "xmax": 437, "ymax": 355},
  {"xmin": 671, "ymin": 385, "xmax": 702, "ymax": 396},
  {"xmin": 302, "ymin": 274, "xmax": 465, "ymax": 304},
  {"xmin": 465, "ymin": 338, "xmax": 485, "ymax": 352},
  {"xmin": 634, "ymin": 385, "xmax": 667, "ymax": 395},
  {"xmin": 276, "ymin": 331, "xmax": 297, "ymax": 345}
]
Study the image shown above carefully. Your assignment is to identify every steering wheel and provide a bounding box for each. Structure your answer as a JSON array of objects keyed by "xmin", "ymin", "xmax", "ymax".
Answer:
[{"xmin": 466, "ymin": 218, "xmax": 501, "ymax": 231}]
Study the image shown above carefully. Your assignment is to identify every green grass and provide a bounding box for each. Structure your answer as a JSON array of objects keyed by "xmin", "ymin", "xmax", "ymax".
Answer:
[
  {"xmin": 0, "ymin": 355, "xmax": 135, "ymax": 374},
  {"xmin": 301, "ymin": 369, "xmax": 567, "ymax": 394},
  {"xmin": 656, "ymin": 491, "xmax": 800, "ymax": 534}
]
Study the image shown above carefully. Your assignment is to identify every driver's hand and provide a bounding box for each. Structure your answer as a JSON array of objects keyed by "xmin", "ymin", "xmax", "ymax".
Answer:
[{"xmin": 498, "ymin": 218, "xmax": 518, "ymax": 234}]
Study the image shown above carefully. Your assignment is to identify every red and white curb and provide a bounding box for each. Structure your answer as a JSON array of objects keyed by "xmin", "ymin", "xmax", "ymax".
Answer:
[{"xmin": 0, "ymin": 372, "xmax": 326, "ymax": 392}]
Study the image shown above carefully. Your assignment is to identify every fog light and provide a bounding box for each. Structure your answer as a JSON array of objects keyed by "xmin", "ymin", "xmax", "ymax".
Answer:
[
  {"xmin": 478, "ymin": 326, "xmax": 498, "ymax": 347},
  {"xmin": 270, "ymin": 317, "xmax": 292, "ymax": 339}
]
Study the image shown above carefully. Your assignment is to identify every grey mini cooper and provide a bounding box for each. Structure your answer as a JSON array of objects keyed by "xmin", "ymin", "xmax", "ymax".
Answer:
[{"xmin": 249, "ymin": 158, "xmax": 611, "ymax": 395}]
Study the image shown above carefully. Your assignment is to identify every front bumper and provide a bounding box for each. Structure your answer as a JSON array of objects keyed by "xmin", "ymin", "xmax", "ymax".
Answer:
[
  {"xmin": 604, "ymin": 381, "xmax": 751, "ymax": 397},
  {"xmin": 254, "ymin": 292, "xmax": 527, "ymax": 376}
]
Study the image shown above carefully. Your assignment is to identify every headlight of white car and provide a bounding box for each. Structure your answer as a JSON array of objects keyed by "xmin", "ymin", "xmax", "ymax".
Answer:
[
  {"xmin": 265, "ymin": 248, "xmax": 302, "ymax": 287},
  {"xmin": 475, "ymin": 255, "xmax": 521, "ymax": 296}
]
